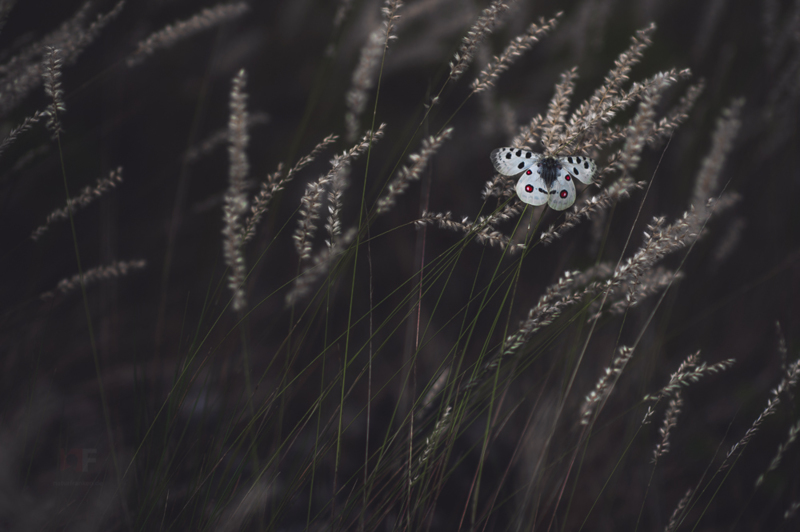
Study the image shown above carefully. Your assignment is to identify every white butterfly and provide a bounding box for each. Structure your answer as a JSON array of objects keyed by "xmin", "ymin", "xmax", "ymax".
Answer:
[{"xmin": 490, "ymin": 147, "xmax": 597, "ymax": 211}]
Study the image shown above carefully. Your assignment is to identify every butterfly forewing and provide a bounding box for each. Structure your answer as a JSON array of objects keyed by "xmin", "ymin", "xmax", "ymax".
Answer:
[
  {"xmin": 515, "ymin": 168, "xmax": 549, "ymax": 206},
  {"xmin": 558, "ymin": 155, "xmax": 597, "ymax": 184},
  {"xmin": 491, "ymin": 147, "xmax": 539, "ymax": 176}
]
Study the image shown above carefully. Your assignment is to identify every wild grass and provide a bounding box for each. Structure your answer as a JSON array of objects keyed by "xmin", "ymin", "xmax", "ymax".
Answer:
[{"xmin": 1, "ymin": 1, "xmax": 799, "ymax": 531}]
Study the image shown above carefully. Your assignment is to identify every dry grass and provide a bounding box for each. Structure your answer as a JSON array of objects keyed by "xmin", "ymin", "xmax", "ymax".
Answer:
[{"xmin": 1, "ymin": 1, "xmax": 798, "ymax": 531}]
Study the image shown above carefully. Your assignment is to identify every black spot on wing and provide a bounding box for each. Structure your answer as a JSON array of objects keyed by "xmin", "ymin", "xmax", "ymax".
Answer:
[
  {"xmin": 584, "ymin": 161, "xmax": 589, "ymax": 169},
  {"xmin": 526, "ymin": 152, "xmax": 532, "ymax": 158},
  {"xmin": 573, "ymin": 167, "xmax": 579, "ymax": 175},
  {"xmin": 567, "ymin": 157, "xmax": 573, "ymax": 163},
  {"xmin": 505, "ymin": 152, "xmax": 512, "ymax": 159},
  {"xmin": 518, "ymin": 162, "xmax": 525, "ymax": 169},
  {"xmin": 515, "ymin": 149, "xmax": 521, "ymax": 157}
]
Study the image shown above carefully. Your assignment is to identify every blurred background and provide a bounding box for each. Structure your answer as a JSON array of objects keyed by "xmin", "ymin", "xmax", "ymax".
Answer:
[{"xmin": 0, "ymin": 0, "xmax": 798, "ymax": 530}]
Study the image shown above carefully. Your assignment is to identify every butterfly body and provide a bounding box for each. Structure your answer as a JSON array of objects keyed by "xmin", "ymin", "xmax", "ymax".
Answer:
[
  {"xmin": 536, "ymin": 156, "xmax": 562, "ymax": 188},
  {"xmin": 490, "ymin": 147, "xmax": 597, "ymax": 211}
]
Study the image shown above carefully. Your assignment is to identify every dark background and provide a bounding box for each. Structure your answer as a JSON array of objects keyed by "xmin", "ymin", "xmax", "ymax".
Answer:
[{"xmin": 0, "ymin": 0, "xmax": 798, "ymax": 530}]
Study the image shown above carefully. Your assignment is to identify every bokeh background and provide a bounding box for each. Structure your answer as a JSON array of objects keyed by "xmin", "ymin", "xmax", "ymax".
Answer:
[{"xmin": 1, "ymin": 0, "xmax": 799, "ymax": 530}]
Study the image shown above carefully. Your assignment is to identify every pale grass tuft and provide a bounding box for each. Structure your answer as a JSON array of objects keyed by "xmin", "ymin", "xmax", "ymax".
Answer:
[
  {"xmin": 710, "ymin": 216, "xmax": 745, "ymax": 269},
  {"xmin": 127, "ymin": 2, "xmax": 249, "ymax": 67},
  {"xmin": 242, "ymin": 163, "xmax": 283, "ymax": 241},
  {"xmin": 471, "ymin": 12, "xmax": 561, "ymax": 94},
  {"xmin": 643, "ymin": 350, "xmax": 698, "ymax": 412},
  {"xmin": 642, "ymin": 351, "xmax": 735, "ymax": 425},
  {"xmin": 42, "ymin": 46, "xmax": 65, "ymax": 138},
  {"xmin": 412, "ymin": 405, "xmax": 451, "ymax": 485},
  {"xmin": 538, "ymin": 185, "xmax": 644, "ymax": 245},
  {"xmin": 376, "ymin": 127, "xmax": 452, "ymax": 214},
  {"xmin": 613, "ymin": 204, "xmax": 737, "ymax": 295},
  {"xmin": 40, "ymin": 259, "xmax": 146, "ymax": 300},
  {"xmin": 286, "ymin": 227, "xmax": 356, "ymax": 305},
  {"xmin": 579, "ymin": 68, "xmax": 692, "ymax": 158},
  {"xmin": 242, "ymin": 133, "xmax": 338, "ymax": 244},
  {"xmin": 691, "ymin": 98, "xmax": 744, "ymax": 213},
  {"xmin": 477, "ymin": 270, "xmax": 597, "ymax": 379},
  {"xmin": 614, "ymin": 71, "xmax": 679, "ymax": 176},
  {"xmin": 0, "ymin": 110, "xmax": 45, "ymax": 159},
  {"xmin": 777, "ymin": 321, "xmax": 789, "ymax": 373},
  {"xmin": 646, "ymin": 81, "xmax": 705, "ymax": 146},
  {"xmin": 418, "ymin": 367, "xmax": 450, "ymax": 416},
  {"xmin": 185, "ymin": 112, "xmax": 269, "ymax": 164},
  {"xmin": 786, "ymin": 500, "xmax": 800, "ymax": 521},
  {"xmin": 214, "ymin": 479, "xmax": 274, "ymax": 532},
  {"xmin": 293, "ymin": 126, "xmax": 385, "ymax": 262},
  {"xmin": 539, "ymin": 68, "xmax": 707, "ymax": 244},
  {"xmin": 415, "ymin": 211, "xmax": 524, "ymax": 254},
  {"xmin": 449, "ymin": 0, "xmax": 510, "ymax": 81},
  {"xmin": 511, "ymin": 112, "xmax": 544, "ymax": 150},
  {"xmin": 482, "ymin": 200, "xmax": 524, "ymax": 226},
  {"xmin": 507, "ymin": 199, "xmax": 739, "ymax": 367},
  {"xmin": 293, "ymin": 179, "xmax": 328, "ymax": 262},
  {"xmin": 61, "ymin": 1, "xmax": 126, "ymax": 62},
  {"xmin": 579, "ymin": 346, "xmax": 635, "ymax": 425},
  {"xmin": 481, "ymin": 172, "xmax": 516, "ymax": 200},
  {"xmin": 723, "ymin": 353, "xmax": 800, "ymax": 469},
  {"xmin": 0, "ymin": 1, "xmax": 125, "ymax": 118},
  {"xmin": 561, "ymin": 23, "xmax": 656, "ymax": 150},
  {"xmin": 344, "ymin": 0, "xmax": 403, "ymax": 142},
  {"xmin": 589, "ymin": 267, "xmax": 683, "ymax": 321},
  {"xmin": 576, "ymin": 77, "xmax": 701, "ymax": 175},
  {"xmin": 222, "ymin": 69, "xmax": 249, "ymax": 312},
  {"xmin": 540, "ymin": 66, "xmax": 578, "ymax": 153},
  {"xmin": 286, "ymin": 133, "xmax": 341, "ymax": 180},
  {"xmin": 652, "ymin": 390, "xmax": 683, "ymax": 462},
  {"xmin": 228, "ymin": 70, "xmax": 250, "ymax": 185},
  {"xmin": 565, "ymin": 64, "xmax": 690, "ymax": 154},
  {"xmin": 333, "ymin": 0, "xmax": 355, "ymax": 31},
  {"xmin": 664, "ymin": 488, "xmax": 693, "ymax": 532},
  {"xmin": 325, "ymin": 166, "xmax": 348, "ymax": 249},
  {"xmin": 31, "ymin": 167, "xmax": 123, "ymax": 241},
  {"xmin": 756, "ymin": 417, "xmax": 800, "ymax": 487}
]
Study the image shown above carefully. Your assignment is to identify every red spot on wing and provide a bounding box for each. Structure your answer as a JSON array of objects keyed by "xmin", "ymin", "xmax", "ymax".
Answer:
[
  {"xmin": 526, "ymin": 170, "xmax": 532, "ymax": 175},
  {"xmin": 560, "ymin": 190, "xmax": 568, "ymax": 198},
  {"xmin": 565, "ymin": 174, "xmax": 571, "ymax": 181},
  {"xmin": 525, "ymin": 184, "xmax": 534, "ymax": 193}
]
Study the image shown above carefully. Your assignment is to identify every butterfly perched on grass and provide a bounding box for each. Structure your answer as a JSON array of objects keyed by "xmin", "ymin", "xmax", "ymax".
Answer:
[{"xmin": 490, "ymin": 147, "xmax": 597, "ymax": 210}]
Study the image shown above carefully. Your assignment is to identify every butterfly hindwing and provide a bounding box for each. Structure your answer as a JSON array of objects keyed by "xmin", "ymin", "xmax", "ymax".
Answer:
[
  {"xmin": 490, "ymin": 147, "xmax": 539, "ymax": 176},
  {"xmin": 558, "ymin": 155, "xmax": 597, "ymax": 185},
  {"xmin": 546, "ymin": 166, "xmax": 577, "ymax": 211},
  {"xmin": 515, "ymin": 168, "xmax": 549, "ymax": 206}
]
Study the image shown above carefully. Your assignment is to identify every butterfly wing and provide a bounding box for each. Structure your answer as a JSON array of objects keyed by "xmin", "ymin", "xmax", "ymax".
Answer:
[
  {"xmin": 558, "ymin": 155, "xmax": 597, "ymax": 184},
  {"xmin": 546, "ymin": 166, "xmax": 577, "ymax": 211},
  {"xmin": 515, "ymin": 167, "xmax": 549, "ymax": 206},
  {"xmin": 491, "ymin": 147, "xmax": 539, "ymax": 176}
]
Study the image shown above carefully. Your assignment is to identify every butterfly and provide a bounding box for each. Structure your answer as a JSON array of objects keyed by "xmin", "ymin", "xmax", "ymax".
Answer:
[{"xmin": 490, "ymin": 147, "xmax": 597, "ymax": 210}]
